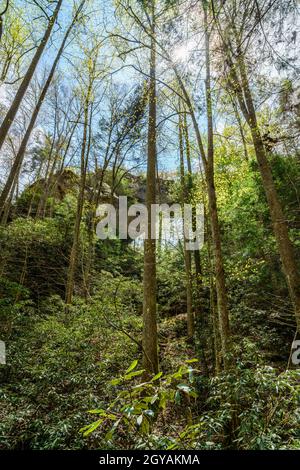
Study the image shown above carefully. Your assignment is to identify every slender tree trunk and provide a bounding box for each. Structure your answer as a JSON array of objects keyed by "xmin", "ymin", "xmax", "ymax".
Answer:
[
  {"xmin": 84, "ymin": 215, "xmax": 96, "ymax": 300},
  {"xmin": 250, "ymin": 119, "xmax": 300, "ymax": 331},
  {"xmin": 206, "ymin": 177, "xmax": 231, "ymax": 366},
  {"xmin": 82, "ymin": 105, "xmax": 95, "ymax": 300},
  {"xmin": 1, "ymin": 162, "xmax": 19, "ymax": 225},
  {"xmin": 65, "ymin": 90, "xmax": 91, "ymax": 305},
  {"xmin": 0, "ymin": 0, "xmax": 63, "ymax": 152},
  {"xmin": 0, "ymin": 1, "xmax": 84, "ymax": 215},
  {"xmin": 203, "ymin": 3, "xmax": 231, "ymax": 367},
  {"xmin": 182, "ymin": 111, "xmax": 209, "ymax": 373},
  {"xmin": 156, "ymin": 161, "xmax": 163, "ymax": 255},
  {"xmin": 0, "ymin": 1, "xmax": 9, "ymax": 43},
  {"xmin": 207, "ymin": 215, "xmax": 221, "ymax": 375},
  {"xmin": 229, "ymin": 47, "xmax": 300, "ymax": 332},
  {"xmin": 173, "ymin": 22, "xmax": 231, "ymax": 367},
  {"xmin": 231, "ymin": 96, "xmax": 249, "ymax": 161},
  {"xmin": 179, "ymin": 111, "xmax": 194, "ymax": 338},
  {"xmin": 142, "ymin": 0, "xmax": 159, "ymax": 375},
  {"xmin": 183, "ymin": 113, "xmax": 203, "ymax": 289}
]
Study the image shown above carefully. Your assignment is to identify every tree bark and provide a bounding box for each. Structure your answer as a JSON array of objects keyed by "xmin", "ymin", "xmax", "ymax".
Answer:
[
  {"xmin": 0, "ymin": 2, "xmax": 83, "ymax": 214},
  {"xmin": 0, "ymin": 0, "xmax": 9, "ymax": 43},
  {"xmin": 204, "ymin": 2, "xmax": 231, "ymax": 367},
  {"xmin": 0, "ymin": 0, "xmax": 63, "ymax": 152},
  {"xmin": 183, "ymin": 113, "xmax": 203, "ymax": 288},
  {"xmin": 1, "ymin": 155, "xmax": 19, "ymax": 225},
  {"xmin": 170, "ymin": 4, "xmax": 231, "ymax": 368},
  {"xmin": 227, "ymin": 44, "xmax": 300, "ymax": 332},
  {"xmin": 65, "ymin": 87, "xmax": 91, "ymax": 305},
  {"xmin": 142, "ymin": 0, "xmax": 159, "ymax": 375},
  {"xmin": 179, "ymin": 111, "xmax": 194, "ymax": 339}
]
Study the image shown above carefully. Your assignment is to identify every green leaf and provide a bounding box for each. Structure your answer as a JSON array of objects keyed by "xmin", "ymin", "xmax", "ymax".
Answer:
[
  {"xmin": 141, "ymin": 416, "xmax": 150, "ymax": 435},
  {"xmin": 88, "ymin": 408, "xmax": 106, "ymax": 415},
  {"xmin": 175, "ymin": 390, "xmax": 181, "ymax": 404},
  {"xmin": 151, "ymin": 371, "xmax": 163, "ymax": 381},
  {"xmin": 110, "ymin": 378, "xmax": 121, "ymax": 386},
  {"xmin": 124, "ymin": 369, "xmax": 145, "ymax": 380},
  {"xmin": 126, "ymin": 359, "xmax": 138, "ymax": 374},
  {"xmin": 80, "ymin": 419, "xmax": 103, "ymax": 437}
]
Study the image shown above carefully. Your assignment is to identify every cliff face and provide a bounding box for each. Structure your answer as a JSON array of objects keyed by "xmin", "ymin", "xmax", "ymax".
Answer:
[
  {"xmin": 26, "ymin": 169, "xmax": 114, "ymax": 203},
  {"xmin": 22, "ymin": 168, "xmax": 175, "ymax": 211},
  {"xmin": 125, "ymin": 173, "xmax": 175, "ymax": 205}
]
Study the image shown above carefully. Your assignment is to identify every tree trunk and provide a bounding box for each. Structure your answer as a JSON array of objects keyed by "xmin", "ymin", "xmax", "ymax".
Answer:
[
  {"xmin": 0, "ymin": 1, "xmax": 9, "ymax": 43},
  {"xmin": 203, "ymin": 2, "xmax": 231, "ymax": 367},
  {"xmin": 1, "ymin": 161, "xmax": 19, "ymax": 225},
  {"xmin": 0, "ymin": 0, "xmax": 63, "ymax": 152},
  {"xmin": 142, "ymin": 1, "xmax": 159, "ymax": 375},
  {"xmin": 179, "ymin": 111, "xmax": 194, "ymax": 338},
  {"xmin": 233, "ymin": 98, "xmax": 249, "ymax": 161},
  {"xmin": 65, "ymin": 87, "xmax": 91, "ymax": 305},
  {"xmin": 172, "ymin": 5, "xmax": 231, "ymax": 368},
  {"xmin": 251, "ymin": 122, "xmax": 300, "ymax": 331},
  {"xmin": 207, "ymin": 217, "xmax": 221, "ymax": 375},
  {"xmin": 230, "ymin": 47, "xmax": 300, "ymax": 332},
  {"xmin": 183, "ymin": 113, "xmax": 203, "ymax": 289},
  {"xmin": 0, "ymin": 1, "xmax": 84, "ymax": 215}
]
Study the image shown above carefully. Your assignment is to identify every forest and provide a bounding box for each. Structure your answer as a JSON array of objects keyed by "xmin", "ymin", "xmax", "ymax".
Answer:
[{"xmin": 0, "ymin": 0, "xmax": 300, "ymax": 454}]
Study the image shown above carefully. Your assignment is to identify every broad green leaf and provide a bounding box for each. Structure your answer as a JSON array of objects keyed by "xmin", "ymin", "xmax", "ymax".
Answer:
[
  {"xmin": 126, "ymin": 359, "xmax": 138, "ymax": 374},
  {"xmin": 151, "ymin": 371, "xmax": 163, "ymax": 381},
  {"xmin": 124, "ymin": 369, "xmax": 145, "ymax": 380},
  {"xmin": 81, "ymin": 419, "xmax": 103, "ymax": 437}
]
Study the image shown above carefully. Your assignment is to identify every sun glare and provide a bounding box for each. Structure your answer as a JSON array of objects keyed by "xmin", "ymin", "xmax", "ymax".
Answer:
[
  {"xmin": 173, "ymin": 44, "xmax": 190, "ymax": 62},
  {"xmin": 172, "ymin": 39, "xmax": 197, "ymax": 63}
]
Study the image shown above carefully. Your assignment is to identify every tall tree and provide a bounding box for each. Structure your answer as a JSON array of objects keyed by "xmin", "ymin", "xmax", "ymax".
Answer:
[
  {"xmin": 214, "ymin": 0, "xmax": 300, "ymax": 332},
  {"xmin": 65, "ymin": 41, "xmax": 101, "ymax": 305},
  {"xmin": 178, "ymin": 109, "xmax": 194, "ymax": 338},
  {"xmin": 0, "ymin": 0, "xmax": 63, "ymax": 152},
  {"xmin": 0, "ymin": 0, "xmax": 86, "ymax": 216},
  {"xmin": 162, "ymin": 5, "xmax": 231, "ymax": 368},
  {"xmin": 142, "ymin": 0, "xmax": 159, "ymax": 375},
  {"xmin": 202, "ymin": 1, "xmax": 231, "ymax": 367}
]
